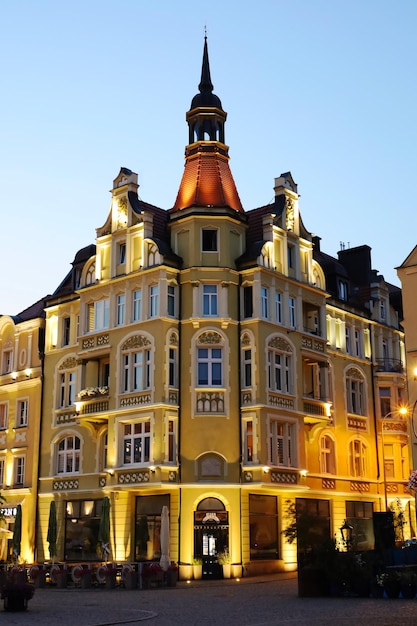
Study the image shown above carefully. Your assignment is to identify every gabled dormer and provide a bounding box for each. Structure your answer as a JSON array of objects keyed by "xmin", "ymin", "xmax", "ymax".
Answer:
[{"xmin": 95, "ymin": 168, "xmax": 179, "ymax": 281}]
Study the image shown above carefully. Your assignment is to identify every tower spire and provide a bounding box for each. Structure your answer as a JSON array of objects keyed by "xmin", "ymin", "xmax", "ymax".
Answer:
[
  {"xmin": 172, "ymin": 38, "xmax": 243, "ymax": 213},
  {"xmin": 198, "ymin": 35, "xmax": 214, "ymax": 94}
]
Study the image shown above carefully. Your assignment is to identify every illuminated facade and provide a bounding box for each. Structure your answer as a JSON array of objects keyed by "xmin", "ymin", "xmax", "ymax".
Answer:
[
  {"xmin": 33, "ymin": 39, "xmax": 414, "ymax": 575},
  {"xmin": 0, "ymin": 301, "xmax": 45, "ymax": 562}
]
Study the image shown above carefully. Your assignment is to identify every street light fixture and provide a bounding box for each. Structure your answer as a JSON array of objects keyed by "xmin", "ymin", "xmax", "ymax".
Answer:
[{"xmin": 340, "ymin": 519, "xmax": 353, "ymax": 551}]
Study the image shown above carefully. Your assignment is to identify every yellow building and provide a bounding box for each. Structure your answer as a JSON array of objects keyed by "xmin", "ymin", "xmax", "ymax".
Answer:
[
  {"xmin": 0, "ymin": 300, "xmax": 45, "ymax": 562},
  {"xmin": 34, "ymin": 38, "xmax": 414, "ymax": 577}
]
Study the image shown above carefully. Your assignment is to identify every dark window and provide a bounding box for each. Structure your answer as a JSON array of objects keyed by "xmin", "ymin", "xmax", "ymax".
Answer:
[
  {"xmin": 243, "ymin": 286, "xmax": 253, "ymax": 318},
  {"xmin": 63, "ymin": 317, "xmax": 70, "ymax": 346},
  {"xmin": 135, "ymin": 494, "xmax": 170, "ymax": 561},
  {"xmin": 346, "ymin": 501, "xmax": 374, "ymax": 550},
  {"xmin": 202, "ymin": 230, "xmax": 218, "ymax": 251},
  {"xmin": 295, "ymin": 498, "xmax": 330, "ymax": 553},
  {"xmin": 249, "ymin": 494, "xmax": 279, "ymax": 561},
  {"xmin": 65, "ymin": 499, "xmax": 102, "ymax": 561}
]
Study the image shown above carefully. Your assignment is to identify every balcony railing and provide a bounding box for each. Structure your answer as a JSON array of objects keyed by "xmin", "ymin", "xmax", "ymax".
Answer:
[{"xmin": 374, "ymin": 358, "xmax": 404, "ymax": 373}]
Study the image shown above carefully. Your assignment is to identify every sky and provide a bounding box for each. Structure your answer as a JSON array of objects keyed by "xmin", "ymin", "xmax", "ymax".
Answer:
[{"xmin": 0, "ymin": 0, "xmax": 416, "ymax": 315}]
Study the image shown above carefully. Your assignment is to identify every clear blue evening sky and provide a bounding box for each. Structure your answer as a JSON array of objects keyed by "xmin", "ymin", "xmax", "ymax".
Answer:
[{"xmin": 0, "ymin": 0, "xmax": 416, "ymax": 315}]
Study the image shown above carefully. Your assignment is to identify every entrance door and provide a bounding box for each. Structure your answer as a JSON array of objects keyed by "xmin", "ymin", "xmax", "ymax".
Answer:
[{"xmin": 194, "ymin": 498, "xmax": 229, "ymax": 580}]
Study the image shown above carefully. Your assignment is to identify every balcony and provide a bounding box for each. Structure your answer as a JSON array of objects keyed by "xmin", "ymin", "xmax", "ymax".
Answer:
[
  {"xmin": 374, "ymin": 358, "xmax": 404, "ymax": 374},
  {"xmin": 303, "ymin": 397, "xmax": 332, "ymax": 424}
]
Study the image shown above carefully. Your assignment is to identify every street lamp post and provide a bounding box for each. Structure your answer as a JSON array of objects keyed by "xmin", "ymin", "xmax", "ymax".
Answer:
[{"xmin": 381, "ymin": 407, "xmax": 408, "ymax": 511}]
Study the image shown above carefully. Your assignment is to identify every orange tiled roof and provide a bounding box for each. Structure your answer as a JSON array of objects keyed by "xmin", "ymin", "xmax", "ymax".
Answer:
[{"xmin": 172, "ymin": 149, "xmax": 244, "ymax": 213}]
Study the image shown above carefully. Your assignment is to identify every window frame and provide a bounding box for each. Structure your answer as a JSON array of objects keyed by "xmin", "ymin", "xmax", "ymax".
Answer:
[
  {"xmin": 202, "ymin": 284, "xmax": 218, "ymax": 316},
  {"xmin": 268, "ymin": 419, "xmax": 297, "ymax": 467},
  {"xmin": 149, "ymin": 285, "xmax": 159, "ymax": 318},
  {"xmin": 0, "ymin": 402, "xmax": 8, "ymax": 430},
  {"xmin": 349, "ymin": 438, "xmax": 367, "ymax": 478},
  {"xmin": 201, "ymin": 229, "xmax": 218, "ymax": 252},
  {"xmin": 132, "ymin": 289, "xmax": 142, "ymax": 322},
  {"xmin": 122, "ymin": 420, "xmax": 151, "ymax": 466},
  {"xmin": 16, "ymin": 399, "xmax": 28, "ymax": 428},
  {"xmin": 116, "ymin": 293, "xmax": 126, "ymax": 326},
  {"xmin": 197, "ymin": 346, "xmax": 223, "ymax": 387},
  {"xmin": 57, "ymin": 435, "xmax": 81, "ymax": 474},
  {"xmin": 14, "ymin": 456, "xmax": 25, "ymax": 486}
]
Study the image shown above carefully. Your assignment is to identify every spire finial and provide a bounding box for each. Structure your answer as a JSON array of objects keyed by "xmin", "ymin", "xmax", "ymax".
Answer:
[{"xmin": 198, "ymin": 31, "xmax": 213, "ymax": 94}]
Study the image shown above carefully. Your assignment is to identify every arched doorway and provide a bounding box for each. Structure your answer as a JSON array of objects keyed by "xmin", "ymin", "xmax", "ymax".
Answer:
[{"xmin": 194, "ymin": 497, "xmax": 229, "ymax": 580}]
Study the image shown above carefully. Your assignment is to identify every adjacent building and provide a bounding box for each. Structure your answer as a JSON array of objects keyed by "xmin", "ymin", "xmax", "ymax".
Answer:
[
  {"xmin": 2, "ymin": 39, "xmax": 414, "ymax": 575},
  {"xmin": 0, "ymin": 300, "xmax": 45, "ymax": 562}
]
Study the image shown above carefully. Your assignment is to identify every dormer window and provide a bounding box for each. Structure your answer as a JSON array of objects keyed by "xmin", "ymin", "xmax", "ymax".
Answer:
[{"xmin": 338, "ymin": 280, "xmax": 348, "ymax": 301}]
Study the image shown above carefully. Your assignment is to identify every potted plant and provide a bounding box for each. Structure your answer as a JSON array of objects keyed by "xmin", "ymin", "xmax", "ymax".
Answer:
[
  {"xmin": 192, "ymin": 557, "xmax": 203, "ymax": 580},
  {"xmin": 103, "ymin": 566, "xmax": 118, "ymax": 589},
  {"xmin": 217, "ymin": 550, "xmax": 231, "ymax": 579},
  {"xmin": 122, "ymin": 565, "xmax": 137, "ymax": 590},
  {"xmin": 382, "ymin": 569, "xmax": 401, "ymax": 599},
  {"xmin": 399, "ymin": 569, "xmax": 417, "ymax": 598},
  {"xmin": 1, "ymin": 568, "xmax": 35, "ymax": 611},
  {"xmin": 79, "ymin": 567, "xmax": 93, "ymax": 589},
  {"xmin": 141, "ymin": 562, "xmax": 163, "ymax": 589},
  {"xmin": 166, "ymin": 562, "xmax": 178, "ymax": 587}
]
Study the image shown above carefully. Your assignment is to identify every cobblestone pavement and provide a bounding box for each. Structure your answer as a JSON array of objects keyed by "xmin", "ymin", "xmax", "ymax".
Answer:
[{"xmin": 3, "ymin": 573, "xmax": 417, "ymax": 625}]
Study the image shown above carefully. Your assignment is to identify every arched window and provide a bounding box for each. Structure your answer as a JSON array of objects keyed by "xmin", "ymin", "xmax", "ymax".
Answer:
[
  {"xmin": 320, "ymin": 434, "xmax": 336, "ymax": 474},
  {"xmin": 57, "ymin": 435, "xmax": 80, "ymax": 474},
  {"xmin": 345, "ymin": 367, "xmax": 366, "ymax": 415},
  {"xmin": 267, "ymin": 336, "xmax": 293, "ymax": 394},
  {"xmin": 349, "ymin": 438, "xmax": 367, "ymax": 478},
  {"xmin": 121, "ymin": 335, "xmax": 152, "ymax": 393}
]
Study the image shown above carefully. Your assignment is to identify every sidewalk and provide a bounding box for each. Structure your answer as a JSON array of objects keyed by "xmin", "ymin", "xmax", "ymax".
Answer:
[{"xmin": 3, "ymin": 572, "xmax": 417, "ymax": 625}]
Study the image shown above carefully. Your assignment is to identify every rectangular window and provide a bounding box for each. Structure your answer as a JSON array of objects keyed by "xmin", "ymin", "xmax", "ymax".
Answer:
[
  {"xmin": 249, "ymin": 494, "xmax": 278, "ymax": 561},
  {"xmin": 16, "ymin": 400, "xmax": 28, "ymax": 427},
  {"xmin": 15, "ymin": 457, "xmax": 25, "ymax": 486},
  {"xmin": 133, "ymin": 289, "xmax": 142, "ymax": 321},
  {"xmin": 288, "ymin": 297, "xmax": 296, "ymax": 328},
  {"xmin": 345, "ymin": 326, "xmax": 351, "ymax": 354},
  {"xmin": 65, "ymin": 499, "xmax": 103, "ymax": 562},
  {"xmin": 167, "ymin": 285, "xmax": 175, "ymax": 316},
  {"xmin": 345, "ymin": 501, "xmax": 374, "ymax": 551},
  {"xmin": 168, "ymin": 348, "xmax": 177, "ymax": 387},
  {"xmin": 269, "ymin": 420, "xmax": 296, "ymax": 467},
  {"xmin": 243, "ymin": 286, "xmax": 253, "ymax": 318},
  {"xmin": 135, "ymin": 494, "xmax": 170, "ymax": 561},
  {"xmin": 242, "ymin": 349, "xmax": 252, "ymax": 387},
  {"xmin": 197, "ymin": 347, "xmax": 222, "ymax": 386},
  {"xmin": 149, "ymin": 285, "xmax": 159, "ymax": 318},
  {"xmin": 296, "ymin": 498, "xmax": 331, "ymax": 551},
  {"xmin": 354, "ymin": 329, "xmax": 361, "ymax": 357},
  {"xmin": 123, "ymin": 421, "xmax": 151, "ymax": 465},
  {"xmin": 62, "ymin": 317, "xmax": 71, "ymax": 346},
  {"xmin": 0, "ymin": 459, "xmax": 4, "ymax": 487},
  {"xmin": 379, "ymin": 387, "xmax": 391, "ymax": 417},
  {"xmin": 275, "ymin": 291, "xmax": 282, "ymax": 324},
  {"xmin": 118, "ymin": 242, "xmax": 126, "ymax": 265},
  {"xmin": 60, "ymin": 372, "xmax": 76, "ymax": 407},
  {"xmin": 203, "ymin": 285, "xmax": 218, "ymax": 316},
  {"xmin": 202, "ymin": 229, "xmax": 218, "ymax": 252},
  {"xmin": 88, "ymin": 299, "xmax": 110, "ymax": 331},
  {"xmin": 116, "ymin": 294, "xmax": 125, "ymax": 326},
  {"xmin": 0, "ymin": 403, "xmax": 8, "ymax": 430},
  {"xmin": 268, "ymin": 351, "xmax": 291, "ymax": 393},
  {"xmin": 168, "ymin": 419, "xmax": 176, "ymax": 463},
  {"xmin": 244, "ymin": 420, "xmax": 253, "ymax": 463},
  {"xmin": 287, "ymin": 245, "xmax": 294, "ymax": 269},
  {"xmin": 123, "ymin": 350, "xmax": 151, "ymax": 392},
  {"xmin": 261, "ymin": 287, "xmax": 268, "ymax": 319},
  {"xmin": 2, "ymin": 350, "xmax": 12, "ymax": 374},
  {"xmin": 339, "ymin": 281, "xmax": 348, "ymax": 301}
]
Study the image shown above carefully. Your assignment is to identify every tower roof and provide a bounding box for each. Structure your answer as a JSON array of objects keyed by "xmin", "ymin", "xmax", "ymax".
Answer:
[{"xmin": 172, "ymin": 38, "xmax": 243, "ymax": 213}]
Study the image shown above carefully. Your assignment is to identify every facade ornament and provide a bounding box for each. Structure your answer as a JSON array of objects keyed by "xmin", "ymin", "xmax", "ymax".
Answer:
[{"xmin": 285, "ymin": 197, "xmax": 295, "ymax": 231}]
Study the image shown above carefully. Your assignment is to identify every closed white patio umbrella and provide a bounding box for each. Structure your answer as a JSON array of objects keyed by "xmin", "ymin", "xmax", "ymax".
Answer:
[{"xmin": 159, "ymin": 506, "xmax": 170, "ymax": 571}]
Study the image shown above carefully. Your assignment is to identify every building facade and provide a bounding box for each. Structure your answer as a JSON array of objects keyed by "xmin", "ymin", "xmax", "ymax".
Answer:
[
  {"xmin": 0, "ymin": 300, "xmax": 45, "ymax": 562},
  {"xmin": 30, "ymin": 39, "xmax": 416, "ymax": 575}
]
